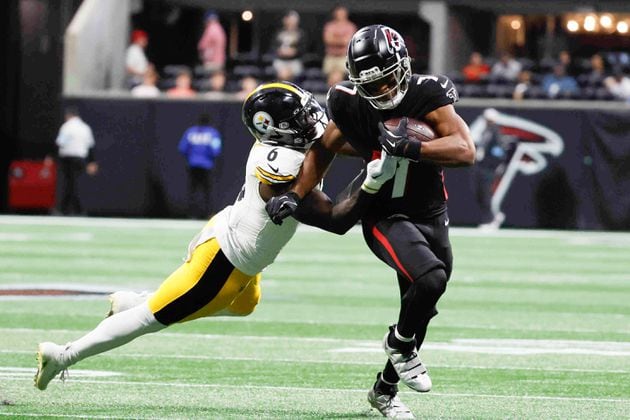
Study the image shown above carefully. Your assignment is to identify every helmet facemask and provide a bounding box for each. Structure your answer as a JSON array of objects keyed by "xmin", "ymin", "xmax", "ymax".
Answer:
[
  {"xmin": 261, "ymin": 93, "xmax": 328, "ymax": 150},
  {"xmin": 350, "ymin": 56, "xmax": 411, "ymax": 110}
]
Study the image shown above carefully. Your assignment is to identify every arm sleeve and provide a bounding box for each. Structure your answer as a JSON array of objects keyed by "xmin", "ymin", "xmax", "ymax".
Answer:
[{"xmin": 295, "ymin": 182, "xmax": 375, "ymax": 235}]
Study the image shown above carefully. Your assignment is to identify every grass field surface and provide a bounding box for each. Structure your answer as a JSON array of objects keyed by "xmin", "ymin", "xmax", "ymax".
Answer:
[{"xmin": 0, "ymin": 216, "xmax": 629, "ymax": 419}]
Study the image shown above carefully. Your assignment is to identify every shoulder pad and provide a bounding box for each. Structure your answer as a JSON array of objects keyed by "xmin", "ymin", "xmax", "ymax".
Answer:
[
  {"xmin": 253, "ymin": 144, "xmax": 303, "ymax": 185},
  {"xmin": 414, "ymin": 74, "xmax": 459, "ymax": 103}
]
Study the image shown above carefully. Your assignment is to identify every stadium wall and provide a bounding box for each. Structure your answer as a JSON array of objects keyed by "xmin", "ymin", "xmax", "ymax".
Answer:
[{"xmin": 63, "ymin": 96, "xmax": 630, "ymax": 230}]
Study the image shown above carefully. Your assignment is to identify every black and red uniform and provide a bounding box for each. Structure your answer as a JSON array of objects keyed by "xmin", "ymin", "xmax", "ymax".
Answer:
[{"xmin": 326, "ymin": 73, "xmax": 458, "ymax": 339}]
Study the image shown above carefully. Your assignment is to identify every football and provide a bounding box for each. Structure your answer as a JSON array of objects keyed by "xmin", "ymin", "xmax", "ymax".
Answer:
[{"xmin": 384, "ymin": 117, "xmax": 436, "ymax": 142}]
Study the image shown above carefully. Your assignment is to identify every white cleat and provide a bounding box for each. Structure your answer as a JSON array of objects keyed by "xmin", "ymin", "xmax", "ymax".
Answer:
[
  {"xmin": 34, "ymin": 342, "xmax": 69, "ymax": 391},
  {"xmin": 368, "ymin": 388, "xmax": 415, "ymax": 418},
  {"xmin": 107, "ymin": 291, "xmax": 150, "ymax": 317},
  {"xmin": 383, "ymin": 332, "xmax": 432, "ymax": 392}
]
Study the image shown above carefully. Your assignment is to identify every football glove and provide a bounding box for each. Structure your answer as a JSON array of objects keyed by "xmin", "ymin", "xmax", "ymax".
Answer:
[
  {"xmin": 361, "ymin": 150, "xmax": 399, "ymax": 194},
  {"xmin": 377, "ymin": 117, "xmax": 422, "ymax": 161},
  {"xmin": 265, "ymin": 191, "xmax": 301, "ymax": 225}
]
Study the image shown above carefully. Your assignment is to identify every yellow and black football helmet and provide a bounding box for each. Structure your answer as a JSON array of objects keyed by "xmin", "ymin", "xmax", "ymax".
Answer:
[{"xmin": 242, "ymin": 81, "xmax": 327, "ymax": 150}]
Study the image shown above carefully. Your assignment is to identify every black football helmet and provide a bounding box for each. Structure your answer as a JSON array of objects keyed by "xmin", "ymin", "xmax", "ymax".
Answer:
[
  {"xmin": 242, "ymin": 81, "xmax": 327, "ymax": 150},
  {"xmin": 346, "ymin": 25, "xmax": 412, "ymax": 110}
]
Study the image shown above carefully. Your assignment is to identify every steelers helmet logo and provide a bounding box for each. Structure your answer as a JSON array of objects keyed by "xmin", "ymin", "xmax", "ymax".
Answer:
[{"xmin": 253, "ymin": 111, "xmax": 274, "ymax": 134}]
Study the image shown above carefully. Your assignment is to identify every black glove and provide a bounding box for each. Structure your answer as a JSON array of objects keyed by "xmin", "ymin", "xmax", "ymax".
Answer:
[
  {"xmin": 377, "ymin": 117, "xmax": 422, "ymax": 161},
  {"xmin": 265, "ymin": 191, "xmax": 301, "ymax": 225}
]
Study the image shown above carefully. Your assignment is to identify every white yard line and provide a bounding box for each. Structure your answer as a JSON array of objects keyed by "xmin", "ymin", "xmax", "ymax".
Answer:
[
  {"xmin": 2, "ymin": 215, "xmax": 630, "ymax": 242},
  {"xmin": 4, "ymin": 350, "xmax": 629, "ymax": 374},
  {"xmin": 3, "ymin": 376, "xmax": 629, "ymax": 404}
]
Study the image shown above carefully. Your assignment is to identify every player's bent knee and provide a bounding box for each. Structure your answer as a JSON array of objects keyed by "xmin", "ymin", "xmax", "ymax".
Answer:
[
  {"xmin": 419, "ymin": 267, "xmax": 448, "ymax": 299},
  {"xmin": 226, "ymin": 298, "xmax": 259, "ymax": 316}
]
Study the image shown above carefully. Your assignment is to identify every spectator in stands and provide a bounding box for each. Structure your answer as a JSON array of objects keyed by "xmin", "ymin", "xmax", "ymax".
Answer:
[
  {"xmin": 178, "ymin": 113, "xmax": 222, "ymax": 219},
  {"xmin": 558, "ymin": 50, "xmax": 579, "ymax": 77},
  {"xmin": 604, "ymin": 67, "xmax": 630, "ymax": 101},
  {"xmin": 586, "ymin": 53, "xmax": 606, "ymax": 86},
  {"xmin": 126, "ymin": 30, "xmax": 151, "ymax": 88},
  {"xmin": 167, "ymin": 69, "xmax": 196, "ymax": 98},
  {"xmin": 51, "ymin": 106, "xmax": 98, "ymax": 216},
  {"xmin": 197, "ymin": 11, "xmax": 227, "ymax": 72},
  {"xmin": 131, "ymin": 65, "xmax": 160, "ymax": 97},
  {"xmin": 322, "ymin": 5, "xmax": 356, "ymax": 77},
  {"xmin": 462, "ymin": 51, "xmax": 490, "ymax": 83},
  {"xmin": 512, "ymin": 70, "xmax": 532, "ymax": 100},
  {"xmin": 272, "ymin": 10, "xmax": 306, "ymax": 81},
  {"xmin": 491, "ymin": 52, "xmax": 521, "ymax": 82},
  {"xmin": 542, "ymin": 64, "xmax": 578, "ymax": 98},
  {"xmin": 203, "ymin": 71, "xmax": 227, "ymax": 99},
  {"xmin": 235, "ymin": 76, "xmax": 259, "ymax": 100},
  {"xmin": 326, "ymin": 68, "xmax": 345, "ymax": 88}
]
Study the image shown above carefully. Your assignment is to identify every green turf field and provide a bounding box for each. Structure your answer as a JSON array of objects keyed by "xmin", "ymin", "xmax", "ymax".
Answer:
[{"xmin": 1, "ymin": 215, "xmax": 629, "ymax": 419}]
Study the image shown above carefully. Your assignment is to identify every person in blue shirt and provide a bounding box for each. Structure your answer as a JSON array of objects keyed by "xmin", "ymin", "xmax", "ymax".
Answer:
[
  {"xmin": 178, "ymin": 113, "xmax": 222, "ymax": 218},
  {"xmin": 542, "ymin": 64, "xmax": 578, "ymax": 98}
]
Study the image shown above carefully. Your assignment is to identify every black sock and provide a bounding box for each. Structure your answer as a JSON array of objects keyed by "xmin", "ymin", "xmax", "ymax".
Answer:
[
  {"xmin": 373, "ymin": 372, "xmax": 398, "ymax": 396},
  {"xmin": 386, "ymin": 325, "xmax": 415, "ymax": 354},
  {"xmin": 382, "ymin": 361, "xmax": 399, "ymax": 384}
]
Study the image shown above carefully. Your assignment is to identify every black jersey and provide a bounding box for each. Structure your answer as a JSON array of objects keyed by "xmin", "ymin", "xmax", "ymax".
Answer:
[{"xmin": 326, "ymin": 74, "xmax": 459, "ymax": 219}]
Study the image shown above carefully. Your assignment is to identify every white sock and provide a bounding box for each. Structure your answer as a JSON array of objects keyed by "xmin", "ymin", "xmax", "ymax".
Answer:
[
  {"xmin": 64, "ymin": 302, "xmax": 165, "ymax": 366},
  {"xmin": 394, "ymin": 326, "xmax": 415, "ymax": 342}
]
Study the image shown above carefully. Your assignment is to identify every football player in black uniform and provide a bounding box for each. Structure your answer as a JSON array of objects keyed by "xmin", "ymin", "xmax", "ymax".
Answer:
[{"xmin": 266, "ymin": 25, "xmax": 475, "ymax": 417}]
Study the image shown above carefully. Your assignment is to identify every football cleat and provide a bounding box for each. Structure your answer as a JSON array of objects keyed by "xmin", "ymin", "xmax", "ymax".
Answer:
[
  {"xmin": 107, "ymin": 291, "xmax": 150, "ymax": 317},
  {"xmin": 34, "ymin": 342, "xmax": 69, "ymax": 390},
  {"xmin": 383, "ymin": 330, "xmax": 432, "ymax": 392},
  {"xmin": 368, "ymin": 388, "xmax": 415, "ymax": 418}
]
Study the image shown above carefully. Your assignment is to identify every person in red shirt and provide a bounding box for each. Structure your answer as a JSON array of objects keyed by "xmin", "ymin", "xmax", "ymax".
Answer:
[
  {"xmin": 197, "ymin": 11, "xmax": 226, "ymax": 72},
  {"xmin": 322, "ymin": 6, "xmax": 357, "ymax": 77},
  {"xmin": 462, "ymin": 51, "xmax": 490, "ymax": 83},
  {"xmin": 167, "ymin": 70, "xmax": 197, "ymax": 98}
]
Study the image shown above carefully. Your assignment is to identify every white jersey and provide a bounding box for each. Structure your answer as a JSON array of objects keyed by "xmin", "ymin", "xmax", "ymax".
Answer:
[{"xmin": 187, "ymin": 142, "xmax": 304, "ymax": 276}]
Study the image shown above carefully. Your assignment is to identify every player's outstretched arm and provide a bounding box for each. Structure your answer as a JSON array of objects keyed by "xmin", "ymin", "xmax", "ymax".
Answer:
[
  {"xmin": 421, "ymin": 104, "xmax": 476, "ymax": 167},
  {"xmin": 377, "ymin": 105, "xmax": 475, "ymax": 167},
  {"xmin": 265, "ymin": 121, "xmax": 347, "ymax": 225},
  {"xmin": 293, "ymin": 152, "xmax": 398, "ymax": 235}
]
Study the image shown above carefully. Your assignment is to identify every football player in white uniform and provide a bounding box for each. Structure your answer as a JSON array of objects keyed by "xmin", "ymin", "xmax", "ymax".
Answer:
[{"xmin": 35, "ymin": 82, "xmax": 399, "ymax": 391}]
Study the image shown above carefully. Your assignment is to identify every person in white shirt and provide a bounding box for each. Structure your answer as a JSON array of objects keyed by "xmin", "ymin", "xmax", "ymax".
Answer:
[
  {"xmin": 53, "ymin": 107, "xmax": 98, "ymax": 215},
  {"xmin": 604, "ymin": 67, "xmax": 630, "ymax": 101},
  {"xmin": 130, "ymin": 66, "xmax": 161, "ymax": 98},
  {"xmin": 490, "ymin": 52, "xmax": 522, "ymax": 82},
  {"xmin": 34, "ymin": 82, "xmax": 399, "ymax": 391},
  {"xmin": 125, "ymin": 30, "xmax": 150, "ymax": 88}
]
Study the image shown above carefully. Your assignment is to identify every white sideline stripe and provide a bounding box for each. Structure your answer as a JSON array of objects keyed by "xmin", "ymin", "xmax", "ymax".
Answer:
[
  {"xmin": 3, "ymin": 350, "xmax": 629, "ymax": 374},
  {"xmin": 0, "ymin": 414, "xmax": 144, "ymax": 420},
  {"xmin": 0, "ymin": 215, "xmax": 202, "ymax": 230},
  {"xmin": 0, "ymin": 232, "xmax": 94, "ymax": 242},
  {"xmin": 6, "ymin": 328, "xmax": 630, "ymax": 350},
  {"xmin": 0, "ymin": 367, "xmax": 121, "ymax": 378},
  {"xmin": 4, "ymin": 377, "xmax": 629, "ymax": 403},
  {"xmin": 3, "ymin": 215, "xmax": 630, "ymax": 241}
]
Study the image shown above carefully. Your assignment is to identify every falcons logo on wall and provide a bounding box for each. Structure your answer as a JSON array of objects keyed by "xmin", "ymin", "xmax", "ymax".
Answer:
[{"xmin": 469, "ymin": 108, "xmax": 564, "ymax": 225}]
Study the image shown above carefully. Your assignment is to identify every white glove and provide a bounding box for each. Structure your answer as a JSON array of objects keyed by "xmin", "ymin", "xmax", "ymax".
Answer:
[{"xmin": 361, "ymin": 150, "xmax": 399, "ymax": 194}]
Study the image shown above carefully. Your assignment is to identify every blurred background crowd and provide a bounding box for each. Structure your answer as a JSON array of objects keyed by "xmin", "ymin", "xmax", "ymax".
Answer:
[{"xmin": 119, "ymin": 2, "xmax": 630, "ymax": 101}]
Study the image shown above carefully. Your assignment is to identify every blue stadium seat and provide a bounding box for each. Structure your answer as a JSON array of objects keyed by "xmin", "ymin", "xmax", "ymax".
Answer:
[
  {"xmin": 233, "ymin": 65, "xmax": 261, "ymax": 78},
  {"xmin": 304, "ymin": 67, "xmax": 324, "ymax": 80},
  {"xmin": 163, "ymin": 65, "xmax": 191, "ymax": 78},
  {"xmin": 158, "ymin": 78, "xmax": 176, "ymax": 90},
  {"xmin": 194, "ymin": 65, "xmax": 214, "ymax": 78},
  {"xmin": 301, "ymin": 79, "xmax": 329, "ymax": 94}
]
